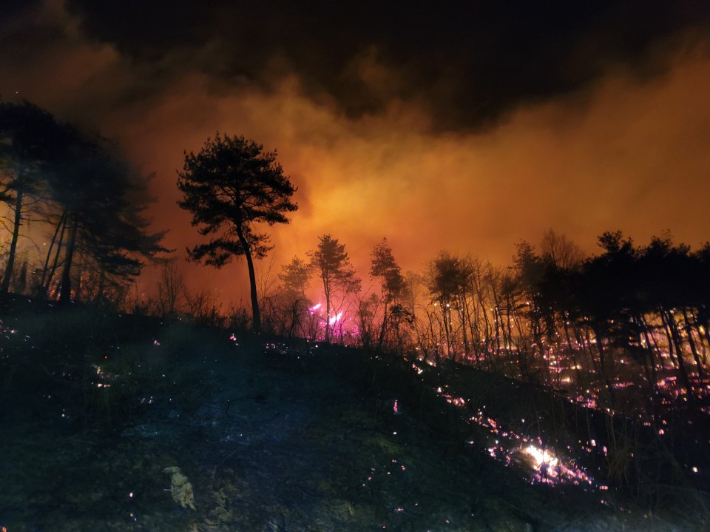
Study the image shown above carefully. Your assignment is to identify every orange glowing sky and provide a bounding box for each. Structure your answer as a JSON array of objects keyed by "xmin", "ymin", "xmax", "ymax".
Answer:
[{"xmin": 2, "ymin": 1, "xmax": 710, "ymax": 302}]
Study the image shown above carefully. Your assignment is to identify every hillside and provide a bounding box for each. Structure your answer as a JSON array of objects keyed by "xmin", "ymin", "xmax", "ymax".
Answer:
[{"xmin": 0, "ymin": 301, "xmax": 708, "ymax": 531}]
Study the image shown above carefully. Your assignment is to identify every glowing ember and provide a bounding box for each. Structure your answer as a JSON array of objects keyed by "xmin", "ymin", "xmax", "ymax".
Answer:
[{"xmin": 433, "ymin": 387, "xmax": 602, "ymax": 489}]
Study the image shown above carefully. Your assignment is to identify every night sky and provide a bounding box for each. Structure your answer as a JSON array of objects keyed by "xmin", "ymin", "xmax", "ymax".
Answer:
[{"xmin": 2, "ymin": 0, "xmax": 710, "ymax": 299}]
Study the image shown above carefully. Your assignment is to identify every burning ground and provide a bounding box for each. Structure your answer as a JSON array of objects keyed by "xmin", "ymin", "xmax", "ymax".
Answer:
[{"xmin": 0, "ymin": 300, "xmax": 709, "ymax": 531}]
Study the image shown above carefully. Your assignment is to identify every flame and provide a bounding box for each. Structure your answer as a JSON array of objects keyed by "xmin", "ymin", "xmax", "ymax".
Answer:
[
  {"xmin": 328, "ymin": 311, "xmax": 343, "ymax": 325},
  {"xmin": 524, "ymin": 445, "xmax": 560, "ymax": 469}
]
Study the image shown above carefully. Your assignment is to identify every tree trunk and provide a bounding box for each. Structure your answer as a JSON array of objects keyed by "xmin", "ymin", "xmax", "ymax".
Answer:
[
  {"xmin": 1, "ymin": 187, "xmax": 24, "ymax": 294},
  {"xmin": 661, "ymin": 309, "xmax": 694, "ymax": 401},
  {"xmin": 59, "ymin": 214, "xmax": 78, "ymax": 303},
  {"xmin": 45, "ymin": 218, "xmax": 67, "ymax": 297},
  {"xmin": 592, "ymin": 326, "xmax": 616, "ymax": 408},
  {"xmin": 682, "ymin": 307, "xmax": 705, "ymax": 379},
  {"xmin": 40, "ymin": 210, "xmax": 66, "ymax": 290},
  {"xmin": 504, "ymin": 301, "xmax": 514, "ymax": 358},
  {"xmin": 467, "ymin": 295, "xmax": 482, "ymax": 366},
  {"xmin": 236, "ymin": 227, "xmax": 261, "ymax": 334},
  {"xmin": 562, "ymin": 315, "xmax": 582, "ymax": 381},
  {"xmin": 459, "ymin": 289, "xmax": 471, "ymax": 362},
  {"xmin": 469, "ymin": 302, "xmax": 482, "ymax": 367},
  {"xmin": 323, "ymin": 274, "xmax": 332, "ymax": 343},
  {"xmin": 584, "ymin": 326, "xmax": 601, "ymax": 376},
  {"xmin": 442, "ymin": 303, "xmax": 453, "ymax": 361},
  {"xmin": 479, "ymin": 295, "xmax": 493, "ymax": 367},
  {"xmin": 637, "ymin": 314, "xmax": 659, "ymax": 394},
  {"xmin": 377, "ymin": 300, "xmax": 389, "ymax": 351}
]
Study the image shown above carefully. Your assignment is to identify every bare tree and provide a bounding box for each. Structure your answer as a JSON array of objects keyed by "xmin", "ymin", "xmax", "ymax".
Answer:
[
  {"xmin": 156, "ymin": 261, "xmax": 185, "ymax": 319},
  {"xmin": 540, "ymin": 228, "xmax": 585, "ymax": 269},
  {"xmin": 184, "ymin": 287, "xmax": 224, "ymax": 327}
]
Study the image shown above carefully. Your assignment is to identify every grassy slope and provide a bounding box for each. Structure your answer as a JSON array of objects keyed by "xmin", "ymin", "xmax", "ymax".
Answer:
[{"xmin": 0, "ymin": 301, "xmax": 708, "ymax": 531}]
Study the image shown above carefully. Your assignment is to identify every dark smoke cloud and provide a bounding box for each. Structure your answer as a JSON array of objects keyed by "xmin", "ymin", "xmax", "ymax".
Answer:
[{"xmin": 64, "ymin": 0, "xmax": 710, "ymax": 130}]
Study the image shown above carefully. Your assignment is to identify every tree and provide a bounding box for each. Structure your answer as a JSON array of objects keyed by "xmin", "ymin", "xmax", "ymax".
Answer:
[
  {"xmin": 279, "ymin": 256, "xmax": 311, "ymax": 300},
  {"xmin": 276, "ymin": 256, "xmax": 312, "ymax": 339},
  {"xmin": 309, "ymin": 234, "xmax": 360, "ymax": 342},
  {"xmin": 177, "ymin": 134, "xmax": 297, "ymax": 334},
  {"xmin": 371, "ymin": 238, "xmax": 405, "ymax": 303},
  {"xmin": 0, "ymin": 102, "xmax": 165, "ymax": 302},
  {"xmin": 47, "ymin": 133, "xmax": 168, "ymax": 302},
  {"xmin": 428, "ymin": 251, "xmax": 467, "ymax": 361},
  {"xmin": 540, "ymin": 228, "xmax": 585, "ymax": 269},
  {"xmin": 0, "ymin": 101, "xmax": 63, "ymax": 294},
  {"xmin": 370, "ymin": 238, "xmax": 405, "ymax": 350},
  {"xmin": 156, "ymin": 261, "xmax": 185, "ymax": 319},
  {"xmin": 512, "ymin": 241, "xmax": 549, "ymax": 363}
]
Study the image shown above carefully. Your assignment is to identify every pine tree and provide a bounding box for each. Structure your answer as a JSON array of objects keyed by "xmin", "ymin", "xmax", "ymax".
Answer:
[{"xmin": 177, "ymin": 134, "xmax": 298, "ymax": 333}]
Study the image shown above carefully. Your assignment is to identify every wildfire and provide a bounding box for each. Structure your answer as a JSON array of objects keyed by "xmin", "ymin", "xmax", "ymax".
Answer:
[{"xmin": 433, "ymin": 387, "xmax": 602, "ymax": 489}]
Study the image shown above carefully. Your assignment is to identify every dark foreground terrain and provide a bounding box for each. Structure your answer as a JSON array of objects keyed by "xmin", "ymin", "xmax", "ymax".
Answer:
[{"xmin": 1, "ymin": 301, "xmax": 708, "ymax": 531}]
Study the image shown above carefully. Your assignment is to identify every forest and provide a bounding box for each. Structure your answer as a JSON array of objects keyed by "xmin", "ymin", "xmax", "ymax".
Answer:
[
  {"xmin": 4, "ymin": 101, "xmax": 709, "ymax": 421},
  {"xmin": 2, "ymin": 100, "xmax": 710, "ymax": 530}
]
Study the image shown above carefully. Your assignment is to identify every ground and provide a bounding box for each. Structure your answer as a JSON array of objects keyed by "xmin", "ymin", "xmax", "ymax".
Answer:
[{"xmin": 0, "ymin": 302, "xmax": 708, "ymax": 531}]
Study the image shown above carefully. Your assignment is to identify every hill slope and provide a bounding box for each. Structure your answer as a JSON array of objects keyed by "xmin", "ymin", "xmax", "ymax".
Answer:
[{"xmin": 0, "ymin": 305, "xmax": 707, "ymax": 531}]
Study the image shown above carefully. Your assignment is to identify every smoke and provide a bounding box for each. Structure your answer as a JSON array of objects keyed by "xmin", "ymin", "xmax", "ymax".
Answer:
[
  {"xmin": 61, "ymin": 0, "xmax": 710, "ymax": 129},
  {"xmin": 1, "ymin": 1, "xmax": 710, "ymax": 303}
]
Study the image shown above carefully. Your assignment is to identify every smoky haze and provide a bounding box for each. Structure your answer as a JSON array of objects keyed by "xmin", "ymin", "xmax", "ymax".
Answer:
[{"xmin": 1, "ymin": 0, "xmax": 710, "ymax": 302}]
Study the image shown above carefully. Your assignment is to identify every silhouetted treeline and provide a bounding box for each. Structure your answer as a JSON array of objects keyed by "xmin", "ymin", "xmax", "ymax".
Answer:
[
  {"xmin": 523, "ymin": 231, "xmax": 710, "ymax": 411},
  {"xmin": 402, "ymin": 231, "xmax": 709, "ymax": 417},
  {"xmin": 251, "ymin": 230, "xmax": 710, "ymax": 418},
  {"xmin": 0, "ymin": 101, "xmax": 168, "ymax": 303}
]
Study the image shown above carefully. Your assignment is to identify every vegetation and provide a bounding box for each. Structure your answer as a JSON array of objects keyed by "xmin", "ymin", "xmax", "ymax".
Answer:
[
  {"xmin": 308, "ymin": 234, "xmax": 360, "ymax": 343},
  {"xmin": 177, "ymin": 134, "xmax": 298, "ymax": 334},
  {"xmin": 0, "ymin": 101, "xmax": 168, "ymax": 303},
  {"xmin": 0, "ymin": 101, "xmax": 64, "ymax": 294}
]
